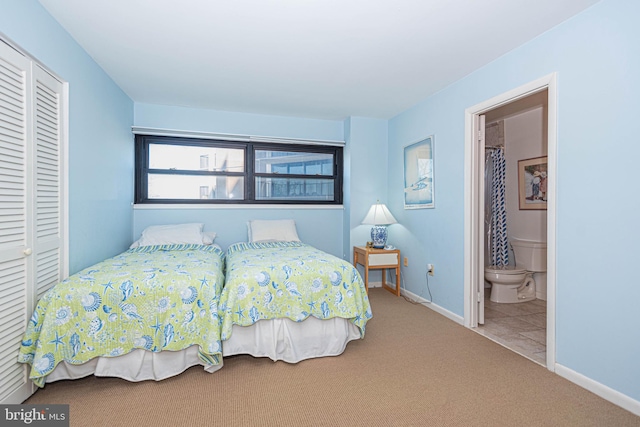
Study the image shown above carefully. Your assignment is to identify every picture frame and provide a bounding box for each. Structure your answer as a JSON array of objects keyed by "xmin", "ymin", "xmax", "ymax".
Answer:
[
  {"xmin": 403, "ymin": 136, "xmax": 434, "ymax": 209},
  {"xmin": 518, "ymin": 156, "xmax": 548, "ymax": 210}
]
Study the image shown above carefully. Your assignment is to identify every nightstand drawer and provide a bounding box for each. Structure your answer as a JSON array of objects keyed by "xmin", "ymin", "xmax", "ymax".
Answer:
[
  {"xmin": 353, "ymin": 246, "xmax": 401, "ymax": 296},
  {"xmin": 369, "ymin": 253, "xmax": 398, "ymax": 266}
]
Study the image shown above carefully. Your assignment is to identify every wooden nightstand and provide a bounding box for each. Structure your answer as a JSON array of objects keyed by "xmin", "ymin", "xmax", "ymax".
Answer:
[{"xmin": 353, "ymin": 246, "xmax": 401, "ymax": 296}]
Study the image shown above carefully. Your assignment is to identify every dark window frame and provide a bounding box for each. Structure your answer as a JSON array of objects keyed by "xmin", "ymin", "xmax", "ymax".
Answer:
[{"xmin": 135, "ymin": 135, "xmax": 343, "ymax": 205}]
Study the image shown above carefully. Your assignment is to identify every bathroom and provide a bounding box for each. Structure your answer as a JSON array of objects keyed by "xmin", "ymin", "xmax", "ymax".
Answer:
[{"xmin": 478, "ymin": 90, "xmax": 549, "ymax": 365}]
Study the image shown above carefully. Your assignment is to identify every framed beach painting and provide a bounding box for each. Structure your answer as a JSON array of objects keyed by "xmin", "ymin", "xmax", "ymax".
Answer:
[
  {"xmin": 404, "ymin": 136, "xmax": 434, "ymax": 209},
  {"xmin": 518, "ymin": 156, "xmax": 547, "ymax": 210}
]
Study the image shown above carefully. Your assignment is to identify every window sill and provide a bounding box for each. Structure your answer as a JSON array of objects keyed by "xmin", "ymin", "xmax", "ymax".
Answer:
[{"xmin": 133, "ymin": 203, "xmax": 344, "ymax": 210}]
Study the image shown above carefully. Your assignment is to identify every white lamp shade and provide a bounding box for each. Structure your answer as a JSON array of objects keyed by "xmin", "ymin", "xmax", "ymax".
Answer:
[{"xmin": 361, "ymin": 202, "xmax": 397, "ymax": 226}]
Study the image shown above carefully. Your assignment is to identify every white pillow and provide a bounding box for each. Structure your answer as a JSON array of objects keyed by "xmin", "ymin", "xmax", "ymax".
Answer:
[
  {"xmin": 248, "ymin": 219, "xmax": 301, "ymax": 243},
  {"xmin": 132, "ymin": 223, "xmax": 214, "ymax": 247},
  {"xmin": 202, "ymin": 231, "xmax": 217, "ymax": 245}
]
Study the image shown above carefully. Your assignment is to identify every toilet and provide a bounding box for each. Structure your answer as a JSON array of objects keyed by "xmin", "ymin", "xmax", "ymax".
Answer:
[{"xmin": 484, "ymin": 238, "xmax": 547, "ymax": 303}]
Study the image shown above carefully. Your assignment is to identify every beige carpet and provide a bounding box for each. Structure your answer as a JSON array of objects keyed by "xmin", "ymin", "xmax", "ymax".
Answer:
[{"xmin": 26, "ymin": 288, "xmax": 640, "ymax": 427}]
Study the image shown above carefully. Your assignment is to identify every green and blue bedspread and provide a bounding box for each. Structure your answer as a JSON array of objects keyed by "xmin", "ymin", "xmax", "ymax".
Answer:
[
  {"xmin": 219, "ymin": 242, "xmax": 372, "ymax": 340},
  {"xmin": 18, "ymin": 244, "xmax": 225, "ymax": 387}
]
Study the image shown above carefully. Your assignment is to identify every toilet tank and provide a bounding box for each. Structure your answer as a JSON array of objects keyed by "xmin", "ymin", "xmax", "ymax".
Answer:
[{"xmin": 511, "ymin": 238, "xmax": 547, "ymax": 272}]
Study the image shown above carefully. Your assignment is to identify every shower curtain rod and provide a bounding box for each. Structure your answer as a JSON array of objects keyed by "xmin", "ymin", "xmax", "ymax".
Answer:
[{"xmin": 485, "ymin": 145, "xmax": 504, "ymax": 149}]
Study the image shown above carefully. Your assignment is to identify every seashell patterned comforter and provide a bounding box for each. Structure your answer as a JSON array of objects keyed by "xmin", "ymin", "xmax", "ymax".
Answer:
[
  {"xmin": 18, "ymin": 244, "xmax": 225, "ymax": 387},
  {"xmin": 219, "ymin": 242, "xmax": 372, "ymax": 341}
]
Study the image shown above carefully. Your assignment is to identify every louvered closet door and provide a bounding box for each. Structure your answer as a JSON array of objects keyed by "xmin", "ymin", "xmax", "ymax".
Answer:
[
  {"xmin": 0, "ymin": 41, "xmax": 33, "ymax": 404},
  {"xmin": 32, "ymin": 65, "xmax": 63, "ymax": 301}
]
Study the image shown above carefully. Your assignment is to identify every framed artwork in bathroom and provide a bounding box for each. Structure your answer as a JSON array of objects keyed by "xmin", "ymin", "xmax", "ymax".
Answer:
[
  {"xmin": 518, "ymin": 156, "xmax": 548, "ymax": 210},
  {"xmin": 403, "ymin": 135, "xmax": 434, "ymax": 209}
]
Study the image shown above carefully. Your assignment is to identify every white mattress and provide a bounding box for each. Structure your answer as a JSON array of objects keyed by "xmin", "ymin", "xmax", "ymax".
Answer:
[
  {"xmin": 222, "ymin": 317, "xmax": 361, "ymax": 362},
  {"xmin": 45, "ymin": 345, "xmax": 222, "ymax": 384}
]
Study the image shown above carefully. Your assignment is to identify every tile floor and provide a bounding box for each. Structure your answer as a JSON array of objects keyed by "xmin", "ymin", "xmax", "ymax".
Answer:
[{"xmin": 474, "ymin": 288, "xmax": 547, "ymax": 365}]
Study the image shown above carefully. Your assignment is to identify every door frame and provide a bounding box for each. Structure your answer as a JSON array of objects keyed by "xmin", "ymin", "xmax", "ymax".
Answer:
[{"xmin": 463, "ymin": 73, "xmax": 557, "ymax": 370}]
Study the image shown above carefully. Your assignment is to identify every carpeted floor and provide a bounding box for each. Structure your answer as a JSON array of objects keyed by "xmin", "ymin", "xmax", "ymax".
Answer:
[{"xmin": 26, "ymin": 288, "xmax": 640, "ymax": 426}]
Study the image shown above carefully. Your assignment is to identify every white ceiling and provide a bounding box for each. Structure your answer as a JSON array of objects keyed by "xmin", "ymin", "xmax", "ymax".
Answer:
[{"xmin": 39, "ymin": 0, "xmax": 600, "ymax": 120}]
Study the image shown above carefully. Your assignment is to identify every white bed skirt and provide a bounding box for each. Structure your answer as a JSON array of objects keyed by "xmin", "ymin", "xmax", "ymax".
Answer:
[
  {"xmin": 41, "ymin": 318, "xmax": 359, "ymax": 384},
  {"xmin": 45, "ymin": 345, "xmax": 222, "ymax": 384},
  {"xmin": 222, "ymin": 317, "xmax": 361, "ymax": 362}
]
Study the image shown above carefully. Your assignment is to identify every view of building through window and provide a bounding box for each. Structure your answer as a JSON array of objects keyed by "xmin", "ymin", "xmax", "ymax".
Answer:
[
  {"xmin": 255, "ymin": 150, "xmax": 334, "ymax": 200},
  {"xmin": 148, "ymin": 144, "xmax": 244, "ymax": 200}
]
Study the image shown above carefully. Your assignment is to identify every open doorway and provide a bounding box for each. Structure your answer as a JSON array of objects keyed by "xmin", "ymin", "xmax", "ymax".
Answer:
[
  {"xmin": 477, "ymin": 90, "xmax": 548, "ymax": 365},
  {"xmin": 463, "ymin": 74, "xmax": 557, "ymax": 370}
]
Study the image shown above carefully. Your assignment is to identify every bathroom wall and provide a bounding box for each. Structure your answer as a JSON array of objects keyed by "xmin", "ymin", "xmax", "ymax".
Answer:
[{"xmin": 502, "ymin": 106, "xmax": 548, "ymax": 299}]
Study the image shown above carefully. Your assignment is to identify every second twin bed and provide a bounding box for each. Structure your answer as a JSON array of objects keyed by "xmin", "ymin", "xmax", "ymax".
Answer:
[{"xmin": 220, "ymin": 241, "xmax": 371, "ymax": 362}]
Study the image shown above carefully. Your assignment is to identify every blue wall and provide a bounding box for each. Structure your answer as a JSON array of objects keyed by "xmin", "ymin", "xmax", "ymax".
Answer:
[
  {"xmin": 132, "ymin": 207, "xmax": 344, "ymax": 257},
  {"xmin": 344, "ymin": 117, "xmax": 392, "ymax": 283},
  {"xmin": 135, "ymin": 103, "xmax": 344, "ymax": 141},
  {"xmin": 388, "ymin": 0, "xmax": 639, "ymax": 402},
  {"xmin": 133, "ymin": 103, "xmax": 349, "ymax": 257},
  {"xmin": 345, "ymin": 117, "xmax": 390, "ymax": 250},
  {"xmin": 0, "ymin": 0, "xmax": 134, "ymax": 274},
  {"xmin": 4, "ymin": 0, "xmax": 638, "ymax": 408}
]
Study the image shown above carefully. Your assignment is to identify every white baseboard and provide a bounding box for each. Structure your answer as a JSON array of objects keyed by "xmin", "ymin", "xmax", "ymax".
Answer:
[
  {"xmin": 555, "ymin": 364, "xmax": 640, "ymax": 416},
  {"xmin": 401, "ymin": 287, "xmax": 464, "ymax": 325}
]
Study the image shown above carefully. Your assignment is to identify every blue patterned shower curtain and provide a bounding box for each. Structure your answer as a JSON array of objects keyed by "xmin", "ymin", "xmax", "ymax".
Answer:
[{"xmin": 489, "ymin": 148, "xmax": 509, "ymax": 267}]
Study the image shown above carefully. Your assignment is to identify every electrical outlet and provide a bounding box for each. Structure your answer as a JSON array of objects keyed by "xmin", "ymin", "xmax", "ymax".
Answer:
[
  {"xmin": 427, "ymin": 263, "xmax": 434, "ymax": 276},
  {"xmin": 404, "ymin": 257, "xmax": 408, "ymax": 267}
]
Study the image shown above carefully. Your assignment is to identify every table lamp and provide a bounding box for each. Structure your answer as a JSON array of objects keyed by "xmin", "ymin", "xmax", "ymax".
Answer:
[{"xmin": 361, "ymin": 201, "xmax": 397, "ymax": 249}]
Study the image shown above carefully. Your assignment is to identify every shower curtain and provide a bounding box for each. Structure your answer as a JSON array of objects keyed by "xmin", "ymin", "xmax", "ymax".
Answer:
[{"xmin": 486, "ymin": 147, "xmax": 509, "ymax": 267}]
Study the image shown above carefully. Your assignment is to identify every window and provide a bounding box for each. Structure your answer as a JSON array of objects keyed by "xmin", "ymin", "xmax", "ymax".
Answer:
[{"xmin": 135, "ymin": 135, "xmax": 343, "ymax": 204}]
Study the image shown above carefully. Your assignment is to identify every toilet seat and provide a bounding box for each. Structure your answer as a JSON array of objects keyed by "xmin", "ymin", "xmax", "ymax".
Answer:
[{"xmin": 485, "ymin": 265, "xmax": 527, "ymax": 275}]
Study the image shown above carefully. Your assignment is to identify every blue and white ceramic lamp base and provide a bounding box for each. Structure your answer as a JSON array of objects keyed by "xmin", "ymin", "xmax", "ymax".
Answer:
[{"xmin": 371, "ymin": 225, "xmax": 388, "ymax": 249}]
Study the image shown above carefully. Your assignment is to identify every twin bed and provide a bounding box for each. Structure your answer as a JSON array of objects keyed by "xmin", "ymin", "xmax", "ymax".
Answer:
[
  {"xmin": 18, "ymin": 221, "xmax": 372, "ymax": 387},
  {"xmin": 220, "ymin": 241, "xmax": 369, "ymax": 362}
]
